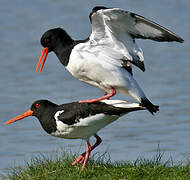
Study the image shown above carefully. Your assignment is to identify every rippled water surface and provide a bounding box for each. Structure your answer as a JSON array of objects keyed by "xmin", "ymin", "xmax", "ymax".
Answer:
[{"xmin": 0, "ymin": 0, "xmax": 189, "ymax": 175}]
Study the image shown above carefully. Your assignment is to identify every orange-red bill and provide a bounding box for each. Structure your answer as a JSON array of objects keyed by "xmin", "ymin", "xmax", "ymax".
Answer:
[
  {"xmin": 35, "ymin": 47, "xmax": 48, "ymax": 72},
  {"xmin": 5, "ymin": 109, "xmax": 34, "ymax": 125}
]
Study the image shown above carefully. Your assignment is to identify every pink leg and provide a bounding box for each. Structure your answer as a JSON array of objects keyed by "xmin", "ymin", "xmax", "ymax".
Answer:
[
  {"xmin": 79, "ymin": 88, "xmax": 116, "ymax": 103},
  {"xmin": 81, "ymin": 141, "xmax": 91, "ymax": 170},
  {"xmin": 72, "ymin": 135, "xmax": 102, "ymax": 169},
  {"xmin": 80, "ymin": 135, "xmax": 102, "ymax": 165}
]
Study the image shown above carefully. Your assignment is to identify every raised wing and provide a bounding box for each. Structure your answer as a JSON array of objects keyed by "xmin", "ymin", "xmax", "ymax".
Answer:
[
  {"xmin": 89, "ymin": 7, "xmax": 184, "ymax": 72},
  {"xmin": 89, "ymin": 9, "xmax": 107, "ymax": 42},
  {"xmin": 93, "ymin": 7, "xmax": 184, "ymax": 43}
]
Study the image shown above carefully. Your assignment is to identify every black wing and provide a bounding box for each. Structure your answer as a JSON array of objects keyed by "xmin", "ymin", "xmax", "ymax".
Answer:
[{"xmin": 56, "ymin": 101, "xmax": 144, "ymax": 125}]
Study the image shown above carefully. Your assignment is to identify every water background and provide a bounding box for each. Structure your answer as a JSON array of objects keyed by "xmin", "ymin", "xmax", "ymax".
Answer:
[{"xmin": 0, "ymin": 0, "xmax": 189, "ymax": 175}]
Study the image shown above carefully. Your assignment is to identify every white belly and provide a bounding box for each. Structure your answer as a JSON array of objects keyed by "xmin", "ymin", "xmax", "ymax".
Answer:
[
  {"xmin": 51, "ymin": 114, "xmax": 119, "ymax": 140},
  {"xmin": 67, "ymin": 52, "xmax": 129, "ymax": 92},
  {"xmin": 66, "ymin": 43, "xmax": 145, "ymax": 101}
]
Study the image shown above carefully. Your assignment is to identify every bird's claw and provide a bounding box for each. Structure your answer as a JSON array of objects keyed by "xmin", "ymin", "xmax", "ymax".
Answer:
[{"xmin": 72, "ymin": 153, "xmax": 86, "ymax": 166}]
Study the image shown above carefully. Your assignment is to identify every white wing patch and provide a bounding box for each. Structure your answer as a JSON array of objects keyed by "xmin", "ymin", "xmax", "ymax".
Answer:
[
  {"xmin": 53, "ymin": 110, "xmax": 70, "ymax": 137},
  {"xmin": 54, "ymin": 110, "xmax": 64, "ymax": 121},
  {"xmin": 101, "ymin": 99, "xmax": 144, "ymax": 109}
]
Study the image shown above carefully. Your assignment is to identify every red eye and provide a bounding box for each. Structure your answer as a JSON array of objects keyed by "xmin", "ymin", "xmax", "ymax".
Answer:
[
  {"xmin": 35, "ymin": 103, "xmax": 40, "ymax": 108},
  {"xmin": 44, "ymin": 38, "xmax": 50, "ymax": 43}
]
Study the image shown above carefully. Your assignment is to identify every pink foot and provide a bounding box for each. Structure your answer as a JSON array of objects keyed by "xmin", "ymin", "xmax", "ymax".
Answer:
[
  {"xmin": 71, "ymin": 135, "xmax": 102, "ymax": 170},
  {"xmin": 72, "ymin": 153, "xmax": 85, "ymax": 166}
]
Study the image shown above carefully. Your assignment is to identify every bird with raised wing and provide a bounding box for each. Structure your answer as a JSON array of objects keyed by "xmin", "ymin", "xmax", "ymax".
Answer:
[
  {"xmin": 5, "ymin": 99, "xmax": 145, "ymax": 170},
  {"xmin": 35, "ymin": 6, "xmax": 183, "ymax": 114}
]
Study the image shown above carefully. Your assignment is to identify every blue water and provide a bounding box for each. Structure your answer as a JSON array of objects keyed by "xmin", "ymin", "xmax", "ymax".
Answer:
[{"xmin": 0, "ymin": 0, "xmax": 189, "ymax": 175}]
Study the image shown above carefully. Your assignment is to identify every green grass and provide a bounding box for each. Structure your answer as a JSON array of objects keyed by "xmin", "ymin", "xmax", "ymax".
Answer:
[{"xmin": 2, "ymin": 151, "xmax": 190, "ymax": 180}]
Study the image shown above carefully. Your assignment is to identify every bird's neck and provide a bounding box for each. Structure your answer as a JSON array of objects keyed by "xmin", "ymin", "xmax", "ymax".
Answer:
[
  {"xmin": 53, "ymin": 40, "xmax": 74, "ymax": 66},
  {"xmin": 37, "ymin": 110, "xmax": 57, "ymax": 134},
  {"xmin": 54, "ymin": 39, "xmax": 88, "ymax": 66}
]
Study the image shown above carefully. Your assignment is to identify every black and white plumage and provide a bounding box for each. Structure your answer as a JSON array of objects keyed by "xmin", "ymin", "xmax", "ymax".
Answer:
[
  {"xmin": 89, "ymin": 6, "xmax": 184, "ymax": 72},
  {"xmin": 35, "ymin": 6, "xmax": 183, "ymax": 114},
  {"xmin": 5, "ymin": 99, "xmax": 145, "ymax": 170}
]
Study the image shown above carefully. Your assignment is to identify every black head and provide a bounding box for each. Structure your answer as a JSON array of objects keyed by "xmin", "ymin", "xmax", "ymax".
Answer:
[
  {"xmin": 5, "ymin": 100, "xmax": 58, "ymax": 125},
  {"xmin": 40, "ymin": 28, "xmax": 73, "ymax": 52},
  {"xmin": 31, "ymin": 100, "xmax": 58, "ymax": 119},
  {"xmin": 36, "ymin": 28, "xmax": 74, "ymax": 72},
  {"xmin": 89, "ymin": 6, "xmax": 108, "ymax": 22}
]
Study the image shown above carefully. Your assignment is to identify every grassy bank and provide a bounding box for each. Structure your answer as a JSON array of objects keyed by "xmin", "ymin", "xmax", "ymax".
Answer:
[{"xmin": 2, "ymin": 151, "xmax": 190, "ymax": 180}]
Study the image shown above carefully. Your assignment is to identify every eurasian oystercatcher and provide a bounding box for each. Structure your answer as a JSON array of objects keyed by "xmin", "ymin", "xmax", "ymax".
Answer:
[
  {"xmin": 35, "ymin": 6, "xmax": 183, "ymax": 114},
  {"xmin": 5, "ymin": 99, "xmax": 145, "ymax": 170}
]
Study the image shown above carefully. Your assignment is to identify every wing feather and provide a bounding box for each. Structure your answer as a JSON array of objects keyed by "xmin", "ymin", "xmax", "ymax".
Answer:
[
  {"xmin": 98, "ymin": 8, "xmax": 184, "ymax": 42},
  {"xmin": 89, "ymin": 7, "xmax": 183, "ymax": 72}
]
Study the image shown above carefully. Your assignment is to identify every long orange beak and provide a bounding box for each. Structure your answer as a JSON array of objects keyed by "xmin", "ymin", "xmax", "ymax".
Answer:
[
  {"xmin": 5, "ymin": 110, "xmax": 34, "ymax": 125},
  {"xmin": 35, "ymin": 47, "xmax": 49, "ymax": 72}
]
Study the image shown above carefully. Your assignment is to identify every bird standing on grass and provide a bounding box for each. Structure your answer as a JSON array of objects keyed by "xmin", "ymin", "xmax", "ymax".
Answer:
[
  {"xmin": 35, "ymin": 6, "xmax": 183, "ymax": 114},
  {"xmin": 5, "ymin": 99, "xmax": 145, "ymax": 170}
]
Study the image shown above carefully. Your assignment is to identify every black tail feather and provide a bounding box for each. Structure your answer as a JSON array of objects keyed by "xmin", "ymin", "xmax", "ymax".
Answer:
[{"xmin": 140, "ymin": 98, "xmax": 159, "ymax": 115}]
